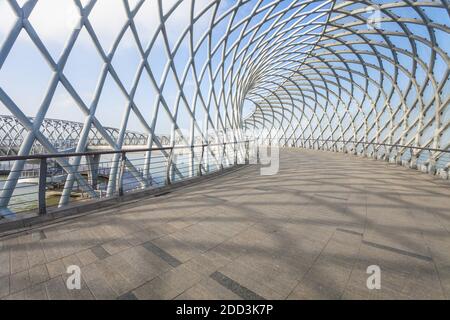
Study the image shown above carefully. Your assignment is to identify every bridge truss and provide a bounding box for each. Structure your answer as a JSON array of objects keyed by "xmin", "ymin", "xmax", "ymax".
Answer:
[
  {"xmin": 0, "ymin": 0, "xmax": 449, "ymax": 213},
  {"xmin": 0, "ymin": 115, "xmax": 152, "ymax": 156}
]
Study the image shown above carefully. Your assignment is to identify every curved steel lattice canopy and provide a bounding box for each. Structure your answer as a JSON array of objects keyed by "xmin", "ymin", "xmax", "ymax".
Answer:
[
  {"xmin": 0, "ymin": 115, "xmax": 153, "ymax": 156},
  {"xmin": 0, "ymin": 0, "xmax": 449, "ymax": 211}
]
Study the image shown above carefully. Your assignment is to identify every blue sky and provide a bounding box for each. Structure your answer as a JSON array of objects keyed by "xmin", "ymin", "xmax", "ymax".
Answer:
[
  {"xmin": 0, "ymin": 0, "xmax": 235, "ymax": 134},
  {"xmin": 0, "ymin": 0, "xmax": 448, "ymax": 140}
]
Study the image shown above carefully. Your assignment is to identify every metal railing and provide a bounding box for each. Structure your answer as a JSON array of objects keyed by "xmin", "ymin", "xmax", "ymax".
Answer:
[
  {"xmin": 0, "ymin": 140, "xmax": 256, "ymax": 217},
  {"xmin": 282, "ymin": 138, "xmax": 450, "ymax": 177}
]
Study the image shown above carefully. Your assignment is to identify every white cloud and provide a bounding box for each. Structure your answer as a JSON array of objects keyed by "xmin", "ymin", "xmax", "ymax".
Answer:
[
  {"xmin": 0, "ymin": 1, "xmax": 18, "ymax": 36},
  {"xmin": 0, "ymin": 0, "xmax": 216, "ymax": 49},
  {"xmin": 0, "ymin": 0, "xmax": 229, "ymax": 122}
]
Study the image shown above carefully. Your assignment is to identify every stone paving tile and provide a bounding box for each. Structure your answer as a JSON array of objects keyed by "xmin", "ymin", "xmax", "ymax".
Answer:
[
  {"xmin": 0, "ymin": 249, "xmax": 10, "ymax": 278},
  {"xmin": 133, "ymin": 277, "xmax": 180, "ymax": 300},
  {"xmin": 217, "ymin": 263, "xmax": 284, "ymax": 299},
  {"xmin": 1, "ymin": 149, "xmax": 450, "ymax": 300},
  {"xmin": 102, "ymin": 238, "xmax": 134, "ymax": 256},
  {"xmin": 118, "ymin": 246, "xmax": 172, "ymax": 280},
  {"xmin": 90, "ymin": 260, "xmax": 135, "ymax": 297},
  {"xmin": 42, "ymin": 227, "xmax": 61, "ymax": 240},
  {"xmin": 91, "ymin": 245, "xmax": 111, "ymax": 260},
  {"xmin": 102, "ymin": 254, "xmax": 149, "ymax": 288},
  {"xmin": 436, "ymin": 265, "xmax": 450, "ymax": 299},
  {"xmin": 267, "ymin": 251, "xmax": 312, "ymax": 275},
  {"xmin": 171, "ymin": 224, "xmax": 229, "ymax": 253},
  {"xmin": 118, "ymin": 292, "xmax": 138, "ymax": 300},
  {"xmin": 10, "ymin": 247, "xmax": 29, "ymax": 274},
  {"xmin": 208, "ymin": 238, "xmax": 252, "ymax": 261},
  {"xmin": 195, "ymin": 219, "xmax": 245, "ymax": 239},
  {"xmin": 167, "ymin": 217, "xmax": 198, "ymax": 230},
  {"xmin": 152, "ymin": 235, "xmax": 200, "ymax": 263},
  {"xmin": 77, "ymin": 228, "xmax": 103, "ymax": 249},
  {"xmin": 10, "ymin": 270, "xmax": 31, "ymax": 294},
  {"xmin": 289, "ymin": 276, "xmax": 351, "ymax": 300},
  {"xmin": 362, "ymin": 240, "xmax": 432, "ymax": 262},
  {"xmin": 297, "ymin": 262, "xmax": 352, "ymax": 298},
  {"xmin": 0, "ymin": 275, "xmax": 10, "ymax": 298},
  {"xmin": 121, "ymin": 232, "xmax": 149, "ymax": 247},
  {"xmin": 99, "ymin": 225, "xmax": 127, "ymax": 241},
  {"xmin": 87, "ymin": 225, "xmax": 114, "ymax": 244},
  {"xmin": 401, "ymin": 276, "xmax": 446, "ymax": 300},
  {"xmin": 57, "ymin": 233, "xmax": 79, "ymax": 258},
  {"xmin": 150, "ymin": 223, "xmax": 180, "ymax": 238},
  {"xmin": 29, "ymin": 264, "xmax": 50, "ymax": 286},
  {"xmin": 41, "ymin": 237, "xmax": 65, "ymax": 262},
  {"xmin": 2, "ymin": 290, "xmax": 26, "ymax": 300},
  {"xmin": 234, "ymin": 256, "xmax": 305, "ymax": 298},
  {"xmin": 46, "ymin": 259, "xmax": 66, "ymax": 279},
  {"xmin": 26, "ymin": 241, "xmax": 47, "ymax": 269},
  {"xmin": 142, "ymin": 241, "xmax": 182, "ymax": 268},
  {"xmin": 31, "ymin": 231, "xmax": 47, "ymax": 241},
  {"xmin": 62, "ymin": 254, "xmax": 83, "ymax": 270},
  {"xmin": 183, "ymin": 252, "xmax": 233, "ymax": 277},
  {"xmin": 176, "ymin": 278, "xmax": 242, "ymax": 300},
  {"xmin": 44, "ymin": 276, "xmax": 71, "ymax": 300},
  {"xmin": 355, "ymin": 244, "xmax": 434, "ymax": 283},
  {"xmin": 24, "ymin": 283, "xmax": 48, "ymax": 300},
  {"xmin": 75, "ymin": 249, "xmax": 99, "ymax": 266},
  {"xmin": 80, "ymin": 263, "xmax": 117, "ymax": 300},
  {"xmin": 158, "ymin": 264, "xmax": 203, "ymax": 294},
  {"xmin": 210, "ymin": 271, "xmax": 265, "ymax": 300}
]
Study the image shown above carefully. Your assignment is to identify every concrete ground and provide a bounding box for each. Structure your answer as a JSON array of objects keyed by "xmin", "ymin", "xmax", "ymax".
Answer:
[{"xmin": 1, "ymin": 148, "xmax": 449, "ymax": 300}]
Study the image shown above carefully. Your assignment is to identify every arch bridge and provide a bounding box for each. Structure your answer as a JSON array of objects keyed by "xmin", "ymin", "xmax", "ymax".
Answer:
[
  {"xmin": 0, "ymin": 0, "xmax": 449, "ymax": 300},
  {"xmin": 0, "ymin": 115, "xmax": 156, "ymax": 156}
]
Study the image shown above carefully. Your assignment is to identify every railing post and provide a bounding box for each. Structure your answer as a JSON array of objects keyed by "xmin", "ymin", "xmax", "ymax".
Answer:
[
  {"xmin": 166, "ymin": 148, "xmax": 174, "ymax": 185},
  {"xmin": 234, "ymin": 141, "xmax": 238, "ymax": 165},
  {"xmin": 190, "ymin": 145, "xmax": 195, "ymax": 177},
  {"xmin": 221, "ymin": 143, "xmax": 226, "ymax": 170},
  {"xmin": 118, "ymin": 152, "xmax": 126, "ymax": 197},
  {"xmin": 384, "ymin": 146, "xmax": 390, "ymax": 162},
  {"xmin": 257, "ymin": 144, "xmax": 260, "ymax": 164},
  {"xmin": 199, "ymin": 144, "xmax": 204, "ymax": 176},
  {"xmin": 245, "ymin": 140, "xmax": 250, "ymax": 165},
  {"xmin": 428, "ymin": 158, "xmax": 437, "ymax": 175},
  {"xmin": 38, "ymin": 158, "xmax": 47, "ymax": 215},
  {"xmin": 410, "ymin": 149, "xmax": 418, "ymax": 169},
  {"xmin": 86, "ymin": 154, "xmax": 101, "ymax": 190}
]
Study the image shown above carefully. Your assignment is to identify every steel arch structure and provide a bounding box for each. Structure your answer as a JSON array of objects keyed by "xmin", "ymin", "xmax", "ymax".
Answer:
[
  {"xmin": 0, "ymin": 0, "xmax": 449, "ymax": 212},
  {"xmin": 0, "ymin": 115, "xmax": 152, "ymax": 156},
  {"xmin": 242, "ymin": 0, "xmax": 450, "ymax": 171}
]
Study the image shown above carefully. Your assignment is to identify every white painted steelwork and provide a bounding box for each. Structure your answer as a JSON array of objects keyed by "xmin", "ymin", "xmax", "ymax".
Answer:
[{"xmin": 0, "ymin": 0, "xmax": 448, "ymax": 212}]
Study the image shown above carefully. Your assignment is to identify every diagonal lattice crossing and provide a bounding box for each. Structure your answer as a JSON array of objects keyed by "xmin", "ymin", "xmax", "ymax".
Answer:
[{"xmin": 0, "ymin": 0, "xmax": 449, "ymax": 214}]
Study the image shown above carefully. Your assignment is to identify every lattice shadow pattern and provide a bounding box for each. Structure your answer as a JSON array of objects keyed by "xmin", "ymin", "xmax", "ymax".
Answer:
[{"xmin": 0, "ymin": 0, "xmax": 449, "ymax": 213}]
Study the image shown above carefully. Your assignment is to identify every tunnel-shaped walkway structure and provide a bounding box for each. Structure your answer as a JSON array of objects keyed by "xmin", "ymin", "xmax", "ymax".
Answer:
[
  {"xmin": 0, "ymin": 0, "xmax": 449, "ymax": 300},
  {"xmin": 0, "ymin": 149, "xmax": 449, "ymax": 300},
  {"xmin": 0, "ymin": 0, "xmax": 449, "ymax": 213}
]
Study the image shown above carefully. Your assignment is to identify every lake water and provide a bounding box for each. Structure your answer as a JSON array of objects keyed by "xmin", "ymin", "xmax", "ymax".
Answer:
[{"xmin": 0, "ymin": 150, "xmax": 225, "ymax": 213}]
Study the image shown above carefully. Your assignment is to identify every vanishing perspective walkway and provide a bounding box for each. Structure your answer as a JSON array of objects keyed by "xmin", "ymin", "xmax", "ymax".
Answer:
[{"xmin": 1, "ymin": 149, "xmax": 449, "ymax": 300}]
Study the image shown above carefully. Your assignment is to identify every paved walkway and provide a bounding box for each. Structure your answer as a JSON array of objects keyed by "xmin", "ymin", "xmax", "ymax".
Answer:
[{"xmin": 1, "ymin": 149, "xmax": 450, "ymax": 300}]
